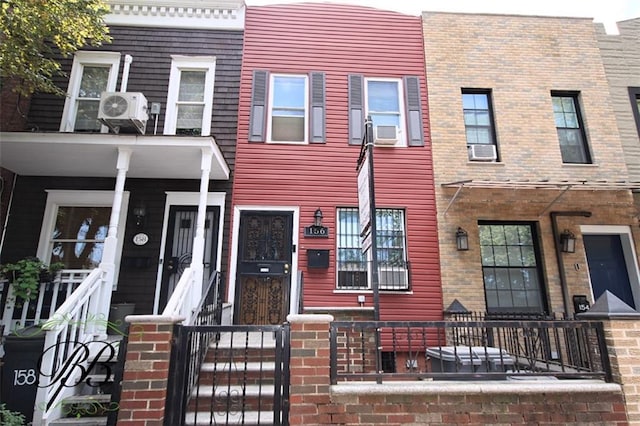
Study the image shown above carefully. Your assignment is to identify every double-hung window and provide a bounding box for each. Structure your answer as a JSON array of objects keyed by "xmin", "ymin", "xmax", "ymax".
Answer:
[
  {"xmin": 248, "ymin": 70, "xmax": 325, "ymax": 144},
  {"xmin": 268, "ymin": 74, "xmax": 308, "ymax": 143},
  {"xmin": 552, "ymin": 92, "xmax": 591, "ymax": 164},
  {"xmin": 366, "ymin": 78, "xmax": 405, "ymax": 145},
  {"xmin": 629, "ymin": 87, "xmax": 640, "ymax": 138},
  {"xmin": 164, "ymin": 56, "xmax": 216, "ymax": 136},
  {"xmin": 336, "ymin": 207, "xmax": 409, "ymax": 291},
  {"xmin": 462, "ymin": 89, "xmax": 498, "ymax": 161},
  {"xmin": 60, "ymin": 51, "xmax": 121, "ymax": 132},
  {"xmin": 479, "ymin": 223, "xmax": 546, "ymax": 313}
]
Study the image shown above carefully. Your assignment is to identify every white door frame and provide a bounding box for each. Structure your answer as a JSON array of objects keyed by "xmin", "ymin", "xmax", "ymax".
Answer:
[
  {"xmin": 229, "ymin": 205, "xmax": 300, "ymax": 324},
  {"xmin": 152, "ymin": 191, "xmax": 226, "ymax": 314},
  {"xmin": 580, "ymin": 225, "xmax": 640, "ymax": 307}
]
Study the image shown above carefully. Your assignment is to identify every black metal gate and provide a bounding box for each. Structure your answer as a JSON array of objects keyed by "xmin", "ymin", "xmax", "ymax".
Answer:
[{"xmin": 165, "ymin": 324, "xmax": 290, "ymax": 426}]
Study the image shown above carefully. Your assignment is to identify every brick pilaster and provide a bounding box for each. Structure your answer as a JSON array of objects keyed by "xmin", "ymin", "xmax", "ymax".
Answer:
[
  {"xmin": 602, "ymin": 319, "xmax": 640, "ymax": 424},
  {"xmin": 116, "ymin": 315, "xmax": 183, "ymax": 426},
  {"xmin": 288, "ymin": 314, "xmax": 342, "ymax": 425}
]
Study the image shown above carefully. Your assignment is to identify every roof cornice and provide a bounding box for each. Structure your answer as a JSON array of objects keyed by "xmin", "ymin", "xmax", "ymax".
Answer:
[{"xmin": 105, "ymin": 0, "xmax": 245, "ymax": 30}]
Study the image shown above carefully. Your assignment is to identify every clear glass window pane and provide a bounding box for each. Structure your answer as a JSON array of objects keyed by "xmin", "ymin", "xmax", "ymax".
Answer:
[
  {"xmin": 475, "ymin": 128, "xmax": 491, "ymax": 144},
  {"xmin": 370, "ymin": 113, "xmax": 400, "ymax": 127},
  {"xmin": 368, "ymin": 81, "xmax": 400, "ymax": 112},
  {"xmin": 177, "ymin": 104, "xmax": 204, "ymax": 131},
  {"xmin": 178, "ymin": 71, "xmax": 206, "ymax": 102},
  {"xmin": 273, "ymin": 76, "xmax": 305, "ymax": 109},
  {"xmin": 79, "ymin": 66, "xmax": 110, "ymax": 98},
  {"xmin": 51, "ymin": 206, "xmax": 110, "ymax": 268},
  {"xmin": 74, "ymin": 100, "xmax": 101, "ymax": 131}
]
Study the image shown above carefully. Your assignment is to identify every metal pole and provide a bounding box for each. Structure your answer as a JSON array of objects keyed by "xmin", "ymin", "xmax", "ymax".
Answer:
[{"xmin": 365, "ymin": 116, "xmax": 383, "ymax": 383}]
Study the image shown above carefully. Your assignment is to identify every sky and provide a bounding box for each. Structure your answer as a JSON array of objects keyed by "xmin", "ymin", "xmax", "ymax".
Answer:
[{"xmin": 244, "ymin": 0, "xmax": 640, "ymax": 33}]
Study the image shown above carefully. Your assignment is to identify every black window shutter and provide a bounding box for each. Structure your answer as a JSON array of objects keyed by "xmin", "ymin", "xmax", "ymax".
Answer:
[
  {"xmin": 309, "ymin": 72, "xmax": 326, "ymax": 143},
  {"xmin": 348, "ymin": 74, "xmax": 364, "ymax": 145},
  {"xmin": 249, "ymin": 70, "xmax": 269, "ymax": 142},
  {"xmin": 404, "ymin": 76, "xmax": 424, "ymax": 146}
]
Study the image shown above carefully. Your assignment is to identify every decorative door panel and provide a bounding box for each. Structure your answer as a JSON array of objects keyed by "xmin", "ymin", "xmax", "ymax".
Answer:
[{"xmin": 236, "ymin": 211, "xmax": 293, "ymax": 325}]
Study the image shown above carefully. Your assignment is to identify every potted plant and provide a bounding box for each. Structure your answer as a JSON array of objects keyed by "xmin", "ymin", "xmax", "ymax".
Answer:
[{"xmin": 0, "ymin": 257, "xmax": 64, "ymax": 307}]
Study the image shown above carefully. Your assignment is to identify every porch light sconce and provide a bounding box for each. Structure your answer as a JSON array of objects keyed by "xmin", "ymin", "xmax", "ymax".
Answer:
[
  {"xmin": 314, "ymin": 208, "xmax": 323, "ymax": 227},
  {"xmin": 456, "ymin": 227, "xmax": 469, "ymax": 251},
  {"xmin": 133, "ymin": 204, "xmax": 146, "ymax": 228},
  {"xmin": 560, "ymin": 230, "xmax": 576, "ymax": 253}
]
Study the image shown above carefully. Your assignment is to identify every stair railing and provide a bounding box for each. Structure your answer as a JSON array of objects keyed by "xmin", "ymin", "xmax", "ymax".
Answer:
[
  {"xmin": 162, "ymin": 267, "xmax": 195, "ymax": 324},
  {"xmin": 32, "ymin": 268, "xmax": 112, "ymax": 425}
]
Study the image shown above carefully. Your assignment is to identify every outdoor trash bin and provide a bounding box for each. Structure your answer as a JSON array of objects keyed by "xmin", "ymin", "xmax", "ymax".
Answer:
[
  {"xmin": 426, "ymin": 346, "xmax": 514, "ymax": 378},
  {"xmin": 1, "ymin": 325, "xmax": 46, "ymax": 422}
]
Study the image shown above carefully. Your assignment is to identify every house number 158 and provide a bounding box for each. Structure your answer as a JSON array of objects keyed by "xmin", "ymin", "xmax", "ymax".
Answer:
[{"xmin": 14, "ymin": 369, "xmax": 37, "ymax": 386}]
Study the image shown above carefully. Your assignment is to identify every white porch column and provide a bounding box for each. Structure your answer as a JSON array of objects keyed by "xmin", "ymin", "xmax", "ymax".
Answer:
[
  {"xmin": 190, "ymin": 147, "xmax": 213, "ymax": 308},
  {"xmin": 95, "ymin": 148, "xmax": 131, "ymax": 332}
]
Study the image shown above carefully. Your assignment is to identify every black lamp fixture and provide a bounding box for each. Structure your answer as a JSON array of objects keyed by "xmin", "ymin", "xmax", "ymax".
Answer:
[
  {"xmin": 133, "ymin": 203, "xmax": 146, "ymax": 228},
  {"xmin": 456, "ymin": 227, "xmax": 469, "ymax": 251},
  {"xmin": 560, "ymin": 229, "xmax": 576, "ymax": 253},
  {"xmin": 314, "ymin": 208, "xmax": 323, "ymax": 227}
]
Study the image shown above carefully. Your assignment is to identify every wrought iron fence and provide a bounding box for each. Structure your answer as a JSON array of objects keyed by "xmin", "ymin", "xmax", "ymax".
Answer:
[
  {"xmin": 329, "ymin": 319, "xmax": 611, "ymax": 384},
  {"xmin": 165, "ymin": 325, "xmax": 290, "ymax": 426}
]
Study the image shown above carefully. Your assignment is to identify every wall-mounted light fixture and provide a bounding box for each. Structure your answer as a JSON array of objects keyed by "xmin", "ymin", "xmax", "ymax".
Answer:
[
  {"xmin": 314, "ymin": 208, "xmax": 323, "ymax": 227},
  {"xmin": 456, "ymin": 227, "xmax": 469, "ymax": 251},
  {"xmin": 133, "ymin": 203, "xmax": 146, "ymax": 228},
  {"xmin": 560, "ymin": 230, "xmax": 576, "ymax": 253}
]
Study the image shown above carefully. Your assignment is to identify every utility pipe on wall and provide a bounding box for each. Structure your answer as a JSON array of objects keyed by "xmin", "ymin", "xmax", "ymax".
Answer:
[{"xmin": 550, "ymin": 211, "xmax": 592, "ymax": 317}]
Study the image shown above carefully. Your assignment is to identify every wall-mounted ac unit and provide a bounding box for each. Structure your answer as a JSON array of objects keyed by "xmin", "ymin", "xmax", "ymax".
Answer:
[
  {"xmin": 98, "ymin": 92, "xmax": 148, "ymax": 135},
  {"xmin": 468, "ymin": 144, "xmax": 497, "ymax": 161},
  {"xmin": 374, "ymin": 125, "xmax": 398, "ymax": 146}
]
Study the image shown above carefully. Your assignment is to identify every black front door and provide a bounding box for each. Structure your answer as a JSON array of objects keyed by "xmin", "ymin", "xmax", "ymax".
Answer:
[
  {"xmin": 159, "ymin": 206, "xmax": 219, "ymax": 312},
  {"xmin": 235, "ymin": 211, "xmax": 293, "ymax": 325},
  {"xmin": 584, "ymin": 234, "xmax": 635, "ymax": 309}
]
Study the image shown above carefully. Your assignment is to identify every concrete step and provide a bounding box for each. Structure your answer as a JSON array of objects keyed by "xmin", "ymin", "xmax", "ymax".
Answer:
[
  {"xmin": 49, "ymin": 417, "xmax": 108, "ymax": 425},
  {"xmin": 185, "ymin": 410, "xmax": 275, "ymax": 426}
]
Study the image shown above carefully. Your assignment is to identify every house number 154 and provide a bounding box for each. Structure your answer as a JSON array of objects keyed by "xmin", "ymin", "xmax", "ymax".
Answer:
[{"xmin": 14, "ymin": 369, "xmax": 37, "ymax": 386}]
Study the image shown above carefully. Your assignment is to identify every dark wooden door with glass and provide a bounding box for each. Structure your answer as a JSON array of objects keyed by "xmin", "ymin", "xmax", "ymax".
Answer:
[{"xmin": 235, "ymin": 211, "xmax": 293, "ymax": 325}]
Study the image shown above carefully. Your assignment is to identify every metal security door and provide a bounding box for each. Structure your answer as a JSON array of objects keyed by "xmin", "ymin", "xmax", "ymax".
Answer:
[
  {"xmin": 160, "ymin": 206, "xmax": 219, "ymax": 311},
  {"xmin": 584, "ymin": 234, "xmax": 636, "ymax": 309},
  {"xmin": 236, "ymin": 211, "xmax": 293, "ymax": 325}
]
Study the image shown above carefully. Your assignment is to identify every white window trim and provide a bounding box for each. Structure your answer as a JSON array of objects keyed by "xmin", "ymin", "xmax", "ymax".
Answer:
[
  {"xmin": 36, "ymin": 190, "xmax": 129, "ymax": 287},
  {"xmin": 580, "ymin": 225, "xmax": 640, "ymax": 308},
  {"xmin": 266, "ymin": 73, "xmax": 309, "ymax": 144},
  {"xmin": 365, "ymin": 77, "xmax": 407, "ymax": 147},
  {"xmin": 60, "ymin": 51, "xmax": 121, "ymax": 133},
  {"xmin": 164, "ymin": 55, "xmax": 216, "ymax": 136}
]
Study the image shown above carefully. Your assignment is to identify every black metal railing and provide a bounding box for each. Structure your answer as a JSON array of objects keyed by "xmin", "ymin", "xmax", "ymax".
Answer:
[
  {"xmin": 165, "ymin": 325, "xmax": 290, "ymax": 426},
  {"xmin": 190, "ymin": 271, "xmax": 225, "ymax": 327},
  {"xmin": 329, "ymin": 320, "xmax": 611, "ymax": 384},
  {"xmin": 336, "ymin": 260, "xmax": 411, "ymax": 291}
]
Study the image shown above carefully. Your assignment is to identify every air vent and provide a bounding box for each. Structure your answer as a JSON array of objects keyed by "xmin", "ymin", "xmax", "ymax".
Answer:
[
  {"xmin": 98, "ymin": 92, "xmax": 148, "ymax": 134},
  {"xmin": 468, "ymin": 144, "xmax": 497, "ymax": 161}
]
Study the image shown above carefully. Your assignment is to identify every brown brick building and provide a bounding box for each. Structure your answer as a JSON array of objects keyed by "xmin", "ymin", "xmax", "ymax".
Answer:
[{"xmin": 423, "ymin": 12, "xmax": 640, "ymax": 317}]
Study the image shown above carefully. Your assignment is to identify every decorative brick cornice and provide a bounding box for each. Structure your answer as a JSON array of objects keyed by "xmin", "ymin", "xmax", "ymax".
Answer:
[{"xmin": 105, "ymin": 0, "xmax": 245, "ymax": 30}]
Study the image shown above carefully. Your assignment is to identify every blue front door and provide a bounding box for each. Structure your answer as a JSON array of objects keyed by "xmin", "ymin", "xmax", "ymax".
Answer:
[{"xmin": 583, "ymin": 234, "xmax": 635, "ymax": 309}]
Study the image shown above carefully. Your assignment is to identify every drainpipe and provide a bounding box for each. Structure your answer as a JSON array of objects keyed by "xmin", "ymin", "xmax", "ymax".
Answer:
[{"xmin": 550, "ymin": 211, "xmax": 592, "ymax": 317}]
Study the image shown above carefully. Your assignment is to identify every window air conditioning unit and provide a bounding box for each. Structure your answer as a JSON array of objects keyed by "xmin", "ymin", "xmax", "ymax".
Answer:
[
  {"xmin": 468, "ymin": 144, "xmax": 497, "ymax": 161},
  {"xmin": 374, "ymin": 125, "xmax": 398, "ymax": 146},
  {"xmin": 98, "ymin": 92, "xmax": 148, "ymax": 135}
]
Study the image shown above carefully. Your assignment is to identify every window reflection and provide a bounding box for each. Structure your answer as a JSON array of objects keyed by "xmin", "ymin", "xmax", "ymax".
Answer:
[{"xmin": 50, "ymin": 207, "xmax": 110, "ymax": 269}]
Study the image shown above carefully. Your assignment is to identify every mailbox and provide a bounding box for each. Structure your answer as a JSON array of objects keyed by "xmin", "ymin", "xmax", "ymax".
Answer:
[{"xmin": 307, "ymin": 249, "xmax": 329, "ymax": 268}]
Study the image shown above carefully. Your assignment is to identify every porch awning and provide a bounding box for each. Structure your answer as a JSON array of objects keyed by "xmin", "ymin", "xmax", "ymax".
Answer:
[
  {"xmin": 440, "ymin": 178, "xmax": 640, "ymax": 215},
  {"xmin": 0, "ymin": 132, "xmax": 230, "ymax": 180}
]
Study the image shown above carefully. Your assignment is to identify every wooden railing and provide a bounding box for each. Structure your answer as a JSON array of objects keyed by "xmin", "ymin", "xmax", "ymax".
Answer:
[
  {"xmin": 32, "ymin": 268, "xmax": 115, "ymax": 425},
  {"xmin": 162, "ymin": 267, "xmax": 195, "ymax": 323},
  {"xmin": 1, "ymin": 270, "xmax": 90, "ymax": 335}
]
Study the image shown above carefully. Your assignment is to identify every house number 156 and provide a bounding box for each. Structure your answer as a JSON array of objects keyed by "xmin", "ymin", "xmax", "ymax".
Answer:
[{"xmin": 14, "ymin": 369, "xmax": 37, "ymax": 386}]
